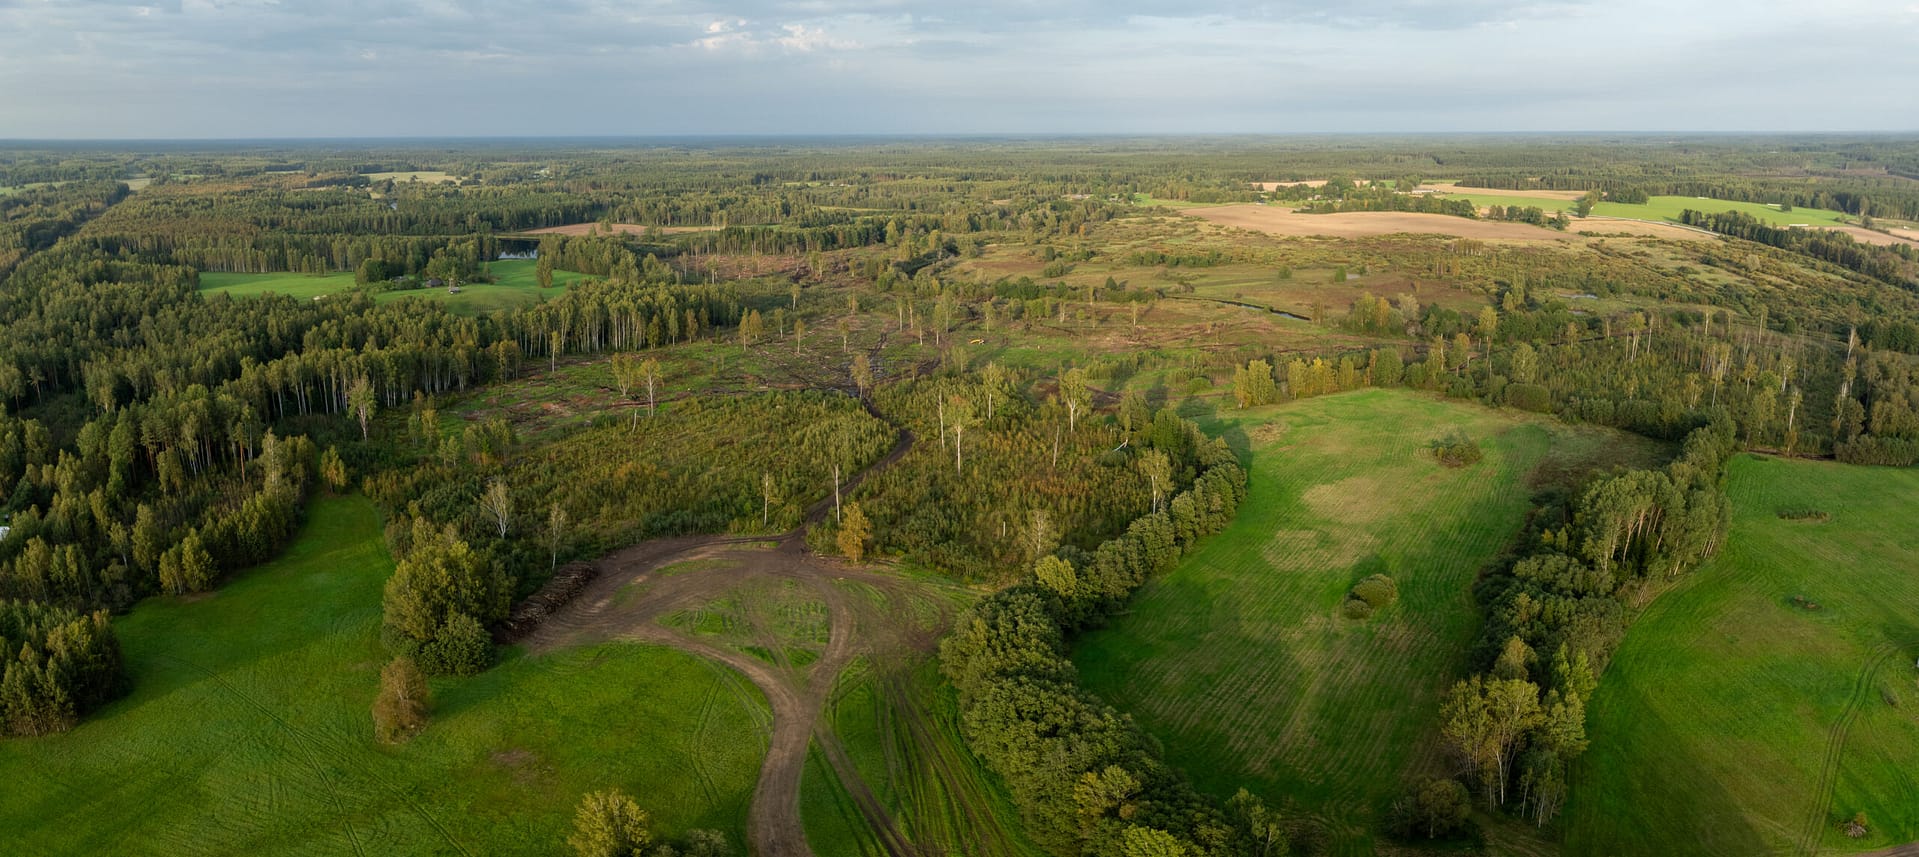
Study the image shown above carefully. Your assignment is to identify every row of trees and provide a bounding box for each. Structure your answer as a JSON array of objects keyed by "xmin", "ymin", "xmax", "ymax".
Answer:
[
  {"xmin": 940, "ymin": 419, "xmax": 1277, "ymax": 857},
  {"xmin": 1436, "ymin": 418, "xmax": 1738, "ymax": 826}
]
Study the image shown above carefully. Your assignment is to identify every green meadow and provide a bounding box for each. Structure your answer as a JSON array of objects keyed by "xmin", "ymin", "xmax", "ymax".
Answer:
[
  {"xmin": 1429, "ymin": 187, "xmax": 1854, "ymax": 228},
  {"xmin": 0, "ymin": 496, "xmax": 769, "ymax": 856},
  {"xmin": 198, "ymin": 259, "xmax": 590, "ymax": 315},
  {"xmin": 1567, "ymin": 455, "xmax": 1919, "ymax": 856},
  {"xmin": 1075, "ymin": 390, "xmax": 1661, "ymax": 850}
]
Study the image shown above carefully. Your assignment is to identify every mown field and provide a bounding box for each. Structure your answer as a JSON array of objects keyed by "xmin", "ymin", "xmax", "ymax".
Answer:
[
  {"xmin": 1566, "ymin": 456, "xmax": 1919, "ymax": 857},
  {"xmin": 801, "ymin": 658, "xmax": 1043, "ymax": 857},
  {"xmin": 1074, "ymin": 389, "xmax": 1662, "ymax": 852},
  {"xmin": 1430, "ymin": 188, "xmax": 1854, "ymax": 228},
  {"xmin": 199, "ymin": 259, "xmax": 588, "ymax": 314},
  {"xmin": 0, "ymin": 496, "xmax": 770, "ymax": 856}
]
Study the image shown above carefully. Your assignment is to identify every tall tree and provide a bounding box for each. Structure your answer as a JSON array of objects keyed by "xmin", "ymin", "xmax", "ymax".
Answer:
[{"xmin": 480, "ymin": 478, "xmax": 513, "ymax": 538}]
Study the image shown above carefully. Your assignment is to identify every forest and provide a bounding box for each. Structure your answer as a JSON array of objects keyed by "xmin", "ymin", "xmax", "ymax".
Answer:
[{"xmin": 1, "ymin": 135, "xmax": 1918, "ymax": 856}]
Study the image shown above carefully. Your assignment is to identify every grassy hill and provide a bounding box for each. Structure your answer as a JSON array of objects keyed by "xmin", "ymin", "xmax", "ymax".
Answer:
[
  {"xmin": 1566, "ymin": 456, "xmax": 1919, "ymax": 856},
  {"xmin": 0, "ymin": 496, "xmax": 769, "ymax": 856},
  {"xmin": 1073, "ymin": 390, "xmax": 1662, "ymax": 851}
]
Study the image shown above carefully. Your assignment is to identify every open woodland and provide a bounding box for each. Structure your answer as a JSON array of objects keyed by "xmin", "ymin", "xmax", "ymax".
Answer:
[{"xmin": 0, "ymin": 136, "xmax": 1917, "ymax": 856}]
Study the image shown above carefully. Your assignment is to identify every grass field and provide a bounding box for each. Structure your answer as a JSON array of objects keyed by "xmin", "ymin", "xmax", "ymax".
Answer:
[
  {"xmin": 0, "ymin": 495, "xmax": 770, "ymax": 856},
  {"xmin": 1430, "ymin": 189, "xmax": 1854, "ymax": 228},
  {"xmin": 1566, "ymin": 456, "xmax": 1919, "ymax": 857},
  {"xmin": 801, "ymin": 658, "xmax": 1044, "ymax": 857},
  {"xmin": 198, "ymin": 259, "xmax": 589, "ymax": 315},
  {"xmin": 1074, "ymin": 390, "xmax": 1663, "ymax": 851}
]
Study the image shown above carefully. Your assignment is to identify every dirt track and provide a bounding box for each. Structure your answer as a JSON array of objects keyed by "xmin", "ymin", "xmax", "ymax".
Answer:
[{"xmin": 521, "ymin": 420, "xmax": 962, "ymax": 857}]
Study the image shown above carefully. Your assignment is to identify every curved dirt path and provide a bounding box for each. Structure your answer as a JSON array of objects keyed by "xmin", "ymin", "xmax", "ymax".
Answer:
[{"xmin": 521, "ymin": 420, "xmax": 944, "ymax": 857}]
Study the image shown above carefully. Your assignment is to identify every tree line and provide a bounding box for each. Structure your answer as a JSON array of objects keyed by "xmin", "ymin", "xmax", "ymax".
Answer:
[{"xmin": 940, "ymin": 414, "xmax": 1288, "ymax": 857}]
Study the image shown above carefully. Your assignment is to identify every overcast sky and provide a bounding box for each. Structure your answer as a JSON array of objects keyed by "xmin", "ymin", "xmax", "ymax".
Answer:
[{"xmin": 1, "ymin": 0, "xmax": 1915, "ymax": 138}]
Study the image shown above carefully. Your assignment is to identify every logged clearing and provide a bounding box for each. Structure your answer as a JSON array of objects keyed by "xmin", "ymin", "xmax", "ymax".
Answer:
[
  {"xmin": 1567, "ymin": 456, "xmax": 1919, "ymax": 857},
  {"xmin": 1185, "ymin": 204, "xmax": 1579, "ymax": 241},
  {"xmin": 520, "ymin": 222, "xmax": 721, "ymax": 237},
  {"xmin": 1075, "ymin": 390, "xmax": 1663, "ymax": 852}
]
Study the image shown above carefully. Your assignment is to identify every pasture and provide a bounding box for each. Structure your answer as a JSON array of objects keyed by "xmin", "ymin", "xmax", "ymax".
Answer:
[
  {"xmin": 1074, "ymin": 390, "xmax": 1662, "ymax": 850},
  {"xmin": 1566, "ymin": 456, "xmax": 1919, "ymax": 856},
  {"xmin": 0, "ymin": 496, "xmax": 769, "ymax": 856}
]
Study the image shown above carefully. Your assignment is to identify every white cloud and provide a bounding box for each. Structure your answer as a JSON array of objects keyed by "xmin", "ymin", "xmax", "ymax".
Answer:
[{"xmin": 0, "ymin": 0, "xmax": 1913, "ymax": 136}]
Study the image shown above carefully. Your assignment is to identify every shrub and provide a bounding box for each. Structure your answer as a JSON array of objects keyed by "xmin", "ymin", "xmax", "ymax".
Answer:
[
  {"xmin": 1340, "ymin": 598, "xmax": 1375, "ymax": 620},
  {"xmin": 1429, "ymin": 432, "xmax": 1484, "ymax": 467},
  {"xmin": 1351, "ymin": 574, "xmax": 1398, "ymax": 609},
  {"xmin": 372, "ymin": 656, "xmax": 430, "ymax": 743},
  {"xmin": 568, "ymin": 789, "xmax": 651, "ymax": 857},
  {"xmin": 1389, "ymin": 778, "xmax": 1473, "ymax": 840},
  {"xmin": 418, "ymin": 611, "xmax": 492, "ymax": 676}
]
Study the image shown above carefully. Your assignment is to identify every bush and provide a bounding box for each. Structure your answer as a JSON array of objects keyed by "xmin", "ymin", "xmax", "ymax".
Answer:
[
  {"xmin": 1340, "ymin": 598, "xmax": 1375, "ymax": 620},
  {"xmin": 372, "ymin": 656, "xmax": 430, "ymax": 743},
  {"xmin": 1429, "ymin": 432, "xmax": 1484, "ymax": 467},
  {"xmin": 568, "ymin": 789, "xmax": 652, "ymax": 857},
  {"xmin": 418, "ymin": 611, "xmax": 492, "ymax": 676},
  {"xmin": 1351, "ymin": 574, "xmax": 1398, "ymax": 608},
  {"xmin": 1389, "ymin": 778, "xmax": 1473, "ymax": 840}
]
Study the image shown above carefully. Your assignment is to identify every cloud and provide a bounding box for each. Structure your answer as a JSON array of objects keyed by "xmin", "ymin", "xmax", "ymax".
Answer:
[{"xmin": 0, "ymin": 0, "xmax": 1913, "ymax": 136}]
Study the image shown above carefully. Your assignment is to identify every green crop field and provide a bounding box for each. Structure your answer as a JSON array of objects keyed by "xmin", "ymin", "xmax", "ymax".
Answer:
[
  {"xmin": 1074, "ymin": 390, "xmax": 1663, "ymax": 850},
  {"xmin": 199, "ymin": 259, "xmax": 588, "ymax": 315},
  {"xmin": 1566, "ymin": 456, "xmax": 1919, "ymax": 856},
  {"xmin": 0, "ymin": 495, "xmax": 770, "ymax": 856}
]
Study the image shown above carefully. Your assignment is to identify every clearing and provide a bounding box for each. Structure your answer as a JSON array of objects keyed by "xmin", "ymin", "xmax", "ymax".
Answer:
[
  {"xmin": 0, "ymin": 495, "xmax": 769, "ymax": 856},
  {"xmin": 518, "ymin": 222, "xmax": 722, "ymax": 237},
  {"xmin": 1185, "ymin": 205, "xmax": 1587, "ymax": 241},
  {"xmin": 1074, "ymin": 390, "xmax": 1663, "ymax": 851},
  {"xmin": 522, "ymin": 424, "xmax": 1034, "ymax": 857},
  {"xmin": 1566, "ymin": 456, "xmax": 1919, "ymax": 857},
  {"xmin": 198, "ymin": 259, "xmax": 589, "ymax": 315}
]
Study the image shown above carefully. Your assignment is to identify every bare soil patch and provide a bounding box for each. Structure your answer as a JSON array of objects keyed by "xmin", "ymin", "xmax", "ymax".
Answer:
[{"xmin": 1185, "ymin": 205, "xmax": 1577, "ymax": 241}]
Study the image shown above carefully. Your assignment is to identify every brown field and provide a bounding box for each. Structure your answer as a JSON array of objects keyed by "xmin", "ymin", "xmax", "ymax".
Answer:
[
  {"xmin": 1254, "ymin": 180, "xmax": 1327, "ymax": 191},
  {"xmin": 1822, "ymin": 225, "xmax": 1919, "ymax": 249},
  {"xmin": 519, "ymin": 222, "xmax": 721, "ymax": 237},
  {"xmin": 1429, "ymin": 182, "xmax": 1588, "ymax": 201},
  {"xmin": 1184, "ymin": 205, "xmax": 1579, "ymax": 241},
  {"xmin": 1572, "ymin": 216, "xmax": 1717, "ymax": 241}
]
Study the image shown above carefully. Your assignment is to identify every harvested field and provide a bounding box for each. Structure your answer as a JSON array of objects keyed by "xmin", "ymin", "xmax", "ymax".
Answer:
[
  {"xmin": 1431, "ymin": 182, "xmax": 1586, "ymax": 201},
  {"xmin": 1254, "ymin": 180, "xmax": 1327, "ymax": 190},
  {"xmin": 1819, "ymin": 225, "xmax": 1919, "ymax": 249},
  {"xmin": 520, "ymin": 222, "xmax": 721, "ymax": 237},
  {"xmin": 1573, "ymin": 216, "xmax": 1718, "ymax": 240},
  {"xmin": 1184, "ymin": 204, "xmax": 1577, "ymax": 241}
]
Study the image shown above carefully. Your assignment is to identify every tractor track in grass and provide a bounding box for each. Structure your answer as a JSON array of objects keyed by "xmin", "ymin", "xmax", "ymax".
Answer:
[
  {"xmin": 1798, "ymin": 640, "xmax": 1919, "ymax": 856},
  {"xmin": 160, "ymin": 655, "xmax": 475, "ymax": 857},
  {"xmin": 520, "ymin": 417, "xmax": 975, "ymax": 857}
]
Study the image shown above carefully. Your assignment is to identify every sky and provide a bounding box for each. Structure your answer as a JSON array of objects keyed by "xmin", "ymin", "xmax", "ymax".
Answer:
[{"xmin": 1, "ymin": 0, "xmax": 1916, "ymax": 138}]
